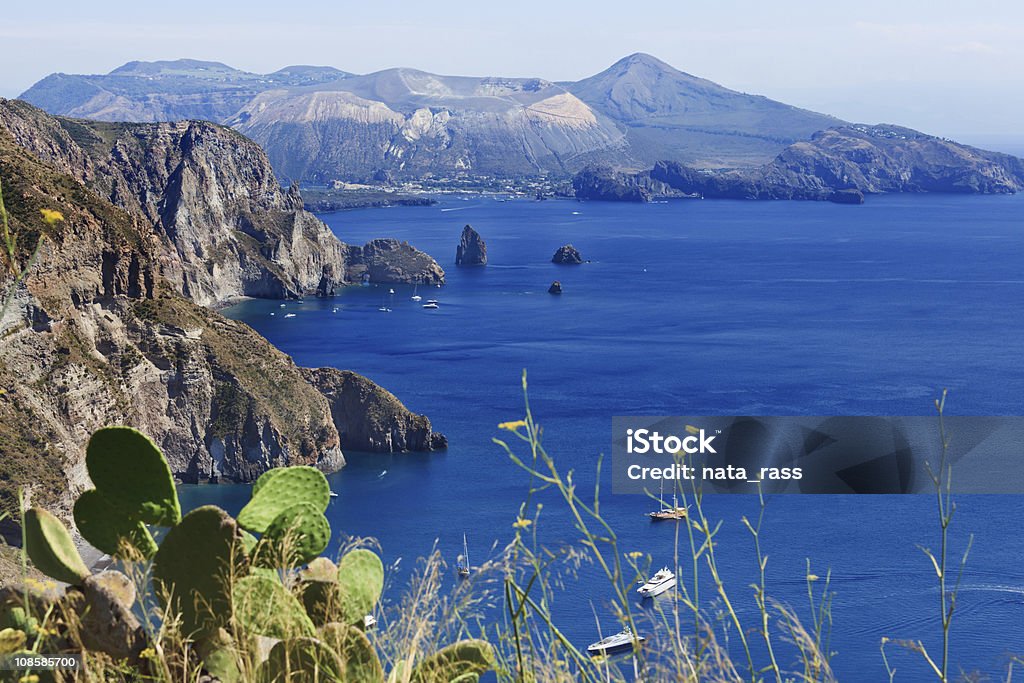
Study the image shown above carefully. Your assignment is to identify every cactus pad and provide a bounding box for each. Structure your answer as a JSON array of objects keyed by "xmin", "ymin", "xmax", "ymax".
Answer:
[
  {"xmin": 85, "ymin": 426, "xmax": 180, "ymax": 526},
  {"xmin": 259, "ymin": 637, "xmax": 344, "ymax": 683},
  {"xmin": 253, "ymin": 502, "xmax": 331, "ymax": 568},
  {"xmin": 408, "ymin": 640, "xmax": 495, "ymax": 683},
  {"xmin": 24, "ymin": 508, "xmax": 90, "ymax": 585},
  {"xmin": 233, "ymin": 575, "xmax": 314, "ymax": 639},
  {"xmin": 74, "ymin": 489, "xmax": 157, "ymax": 559},
  {"xmin": 238, "ymin": 466, "xmax": 330, "ymax": 534},
  {"xmin": 320, "ymin": 622, "xmax": 384, "ymax": 683},
  {"xmin": 335, "ymin": 549, "xmax": 384, "ymax": 626},
  {"xmin": 196, "ymin": 628, "xmax": 241, "ymax": 683},
  {"xmin": 152, "ymin": 506, "xmax": 247, "ymax": 637}
]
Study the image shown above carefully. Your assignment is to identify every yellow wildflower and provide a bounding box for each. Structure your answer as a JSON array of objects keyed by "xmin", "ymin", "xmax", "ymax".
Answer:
[
  {"xmin": 19, "ymin": 675, "xmax": 39, "ymax": 683},
  {"xmin": 512, "ymin": 517, "xmax": 533, "ymax": 529},
  {"xmin": 140, "ymin": 647, "xmax": 157, "ymax": 660},
  {"xmin": 626, "ymin": 551, "xmax": 643, "ymax": 560},
  {"xmin": 39, "ymin": 209, "xmax": 64, "ymax": 225},
  {"xmin": 684, "ymin": 424, "xmax": 700, "ymax": 435},
  {"xmin": 498, "ymin": 420, "xmax": 527, "ymax": 431}
]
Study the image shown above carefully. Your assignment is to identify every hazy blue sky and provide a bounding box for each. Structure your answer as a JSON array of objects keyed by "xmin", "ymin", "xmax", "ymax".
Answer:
[{"xmin": 3, "ymin": 0, "xmax": 1022, "ymax": 141}]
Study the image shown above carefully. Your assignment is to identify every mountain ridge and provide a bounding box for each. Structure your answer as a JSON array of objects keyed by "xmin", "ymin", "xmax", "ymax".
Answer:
[{"xmin": 18, "ymin": 54, "xmax": 848, "ymax": 182}]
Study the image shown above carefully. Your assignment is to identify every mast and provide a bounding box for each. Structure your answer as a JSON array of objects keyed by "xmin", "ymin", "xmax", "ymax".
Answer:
[{"xmin": 463, "ymin": 533, "xmax": 469, "ymax": 569}]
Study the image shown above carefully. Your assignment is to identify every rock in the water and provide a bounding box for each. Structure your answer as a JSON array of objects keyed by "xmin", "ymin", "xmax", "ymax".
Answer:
[
  {"xmin": 455, "ymin": 225, "xmax": 488, "ymax": 266},
  {"xmin": 552, "ymin": 245, "xmax": 583, "ymax": 265},
  {"xmin": 548, "ymin": 281, "xmax": 563, "ymax": 295},
  {"xmin": 346, "ymin": 238, "xmax": 446, "ymax": 284}
]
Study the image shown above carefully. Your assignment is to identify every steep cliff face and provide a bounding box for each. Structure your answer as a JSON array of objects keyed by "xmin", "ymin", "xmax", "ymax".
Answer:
[
  {"xmin": 0, "ymin": 100, "xmax": 442, "ymax": 306},
  {"xmin": 303, "ymin": 368, "xmax": 447, "ymax": 453},
  {"xmin": 0, "ymin": 103, "xmax": 445, "ymax": 519}
]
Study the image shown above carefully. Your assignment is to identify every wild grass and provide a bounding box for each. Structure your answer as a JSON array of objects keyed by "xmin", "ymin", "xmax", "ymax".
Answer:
[{"xmin": 0, "ymin": 379, "xmax": 1017, "ymax": 682}]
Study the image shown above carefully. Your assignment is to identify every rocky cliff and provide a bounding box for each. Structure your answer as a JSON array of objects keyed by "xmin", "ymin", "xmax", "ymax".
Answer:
[
  {"xmin": 0, "ymin": 100, "xmax": 442, "ymax": 305},
  {"xmin": 0, "ymin": 102, "xmax": 445, "ymax": 519},
  {"xmin": 303, "ymin": 369, "xmax": 447, "ymax": 452}
]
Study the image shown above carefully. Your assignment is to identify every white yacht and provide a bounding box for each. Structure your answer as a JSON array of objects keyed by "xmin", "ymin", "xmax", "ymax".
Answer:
[
  {"xmin": 411, "ymin": 285, "xmax": 422, "ymax": 302},
  {"xmin": 637, "ymin": 567, "xmax": 676, "ymax": 598},
  {"xmin": 587, "ymin": 626, "xmax": 645, "ymax": 655},
  {"xmin": 422, "ymin": 302, "xmax": 439, "ymax": 309}
]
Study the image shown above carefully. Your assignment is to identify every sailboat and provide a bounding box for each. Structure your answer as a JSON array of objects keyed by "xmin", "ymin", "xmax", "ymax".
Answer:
[
  {"xmin": 411, "ymin": 284, "xmax": 422, "ymax": 302},
  {"xmin": 378, "ymin": 288, "xmax": 394, "ymax": 312},
  {"xmin": 456, "ymin": 534, "xmax": 470, "ymax": 578},
  {"xmin": 648, "ymin": 479, "xmax": 687, "ymax": 521}
]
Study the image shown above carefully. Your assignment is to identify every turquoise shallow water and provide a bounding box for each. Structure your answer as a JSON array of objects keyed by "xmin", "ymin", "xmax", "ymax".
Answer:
[{"xmin": 183, "ymin": 193, "xmax": 1024, "ymax": 679}]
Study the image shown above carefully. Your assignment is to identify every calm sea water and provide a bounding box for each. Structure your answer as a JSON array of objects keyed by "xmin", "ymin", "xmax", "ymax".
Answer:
[{"xmin": 182, "ymin": 193, "xmax": 1024, "ymax": 680}]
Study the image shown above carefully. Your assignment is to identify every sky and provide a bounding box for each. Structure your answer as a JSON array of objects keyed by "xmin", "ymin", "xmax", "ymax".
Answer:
[{"xmin": 2, "ymin": 0, "xmax": 1023, "ymax": 144}]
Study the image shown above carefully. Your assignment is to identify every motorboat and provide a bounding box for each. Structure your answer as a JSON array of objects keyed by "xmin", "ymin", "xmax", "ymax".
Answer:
[
  {"xmin": 637, "ymin": 567, "xmax": 676, "ymax": 598},
  {"xmin": 587, "ymin": 626, "xmax": 645, "ymax": 655}
]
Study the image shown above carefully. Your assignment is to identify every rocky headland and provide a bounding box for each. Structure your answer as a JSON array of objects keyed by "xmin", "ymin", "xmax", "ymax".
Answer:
[
  {"xmin": 573, "ymin": 125, "xmax": 1024, "ymax": 202},
  {"xmin": 0, "ymin": 100, "xmax": 445, "ymax": 520}
]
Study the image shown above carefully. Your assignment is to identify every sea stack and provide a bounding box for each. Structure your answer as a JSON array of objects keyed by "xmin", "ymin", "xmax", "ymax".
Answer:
[
  {"xmin": 551, "ymin": 244, "xmax": 583, "ymax": 264},
  {"xmin": 548, "ymin": 281, "xmax": 563, "ymax": 295},
  {"xmin": 455, "ymin": 225, "xmax": 487, "ymax": 266}
]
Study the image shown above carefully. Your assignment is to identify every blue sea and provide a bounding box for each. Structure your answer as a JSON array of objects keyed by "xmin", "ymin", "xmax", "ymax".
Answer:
[{"xmin": 182, "ymin": 193, "xmax": 1024, "ymax": 680}]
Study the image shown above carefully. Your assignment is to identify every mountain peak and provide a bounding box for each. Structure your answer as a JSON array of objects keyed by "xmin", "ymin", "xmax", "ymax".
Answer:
[{"xmin": 613, "ymin": 53, "xmax": 676, "ymax": 71}]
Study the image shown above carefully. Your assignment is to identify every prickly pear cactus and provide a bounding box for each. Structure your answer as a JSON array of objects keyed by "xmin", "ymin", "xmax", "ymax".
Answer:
[
  {"xmin": 74, "ymin": 489, "xmax": 158, "ymax": 559},
  {"xmin": 253, "ymin": 502, "xmax": 331, "ymax": 568},
  {"xmin": 24, "ymin": 508, "xmax": 90, "ymax": 585},
  {"xmin": 152, "ymin": 506, "xmax": 248, "ymax": 637},
  {"xmin": 320, "ymin": 622, "xmax": 384, "ymax": 683},
  {"xmin": 335, "ymin": 549, "xmax": 385, "ymax": 626},
  {"xmin": 238, "ymin": 466, "xmax": 330, "ymax": 534},
  {"xmin": 196, "ymin": 628, "xmax": 241, "ymax": 683},
  {"xmin": 85, "ymin": 426, "xmax": 181, "ymax": 526},
  {"xmin": 233, "ymin": 575, "xmax": 314, "ymax": 639},
  {"xmin": 408, "ymin": 640, "xmax": 495, "ymax": 683},
  {"xmin": 259, "ymin": 636, "xmax": 344, "ymax": 683}
]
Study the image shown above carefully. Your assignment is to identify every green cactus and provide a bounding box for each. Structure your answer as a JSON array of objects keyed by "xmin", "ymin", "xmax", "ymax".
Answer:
[
  {"xmin": 237, "ymin": 466, "xmax": 330, "ymax": 534},
  {"xmin": 85, "ymin": 426, "xmax": 181, "ymax": 526},
  {"xmin": 152, "ymin": 506, "xmax": 248, "ymax": 638},
  {"xmin": 253, "ymin": 502, "xmax": 331, "ymax": 568},
  {"xmin": 408, "ymin": 640, "xmax": 495, "ymax": 683},
  {"xmin": 196, "ymin": 628, "xmax": 241, "ymax": 683},
  {"xmin": 320, "ymin": 622, "xmax": 384, "ymax": 683},
  {"xmin": 73, "ymin": 489, "xmax": 158, "ymax": 559},
  {"xmin": 335, "ymin": 548, "xmax": 385, "ymax": 626},
  {"xmin": 24, "ymin": 508, "xmax": 90, "ymax": 585},
  {"xmin": 233, "ymin": 575, "xmax": 314, "ymax": 639},
  {"xmin": 259, "ymin": 637, "xmax": 344, "ymax": 683}
]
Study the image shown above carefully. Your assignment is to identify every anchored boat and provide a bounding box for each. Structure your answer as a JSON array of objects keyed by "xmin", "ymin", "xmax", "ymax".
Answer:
[
  {"xmin": 587, "ymin": 626, "xmax": 645, "ymax": 655},
  {"xmin": 456, "ymin": 533, "xmax": 471, "ymax": 578},
  {"xmin": 637, "ymin": 567, "xmax": 677, "ymax": 598}
]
